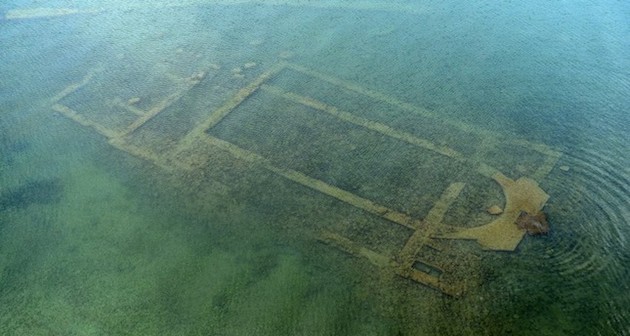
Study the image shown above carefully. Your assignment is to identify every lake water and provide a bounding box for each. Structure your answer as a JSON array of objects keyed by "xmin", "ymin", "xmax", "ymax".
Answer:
[{"xmin": 1, "ymin": 1, "xmax": 628, "ymax": 335}]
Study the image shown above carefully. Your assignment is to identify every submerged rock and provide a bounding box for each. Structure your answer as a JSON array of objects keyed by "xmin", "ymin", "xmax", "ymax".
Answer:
[
  {"xmin": 486, "ymin": 205, "xmax": 503, "ymax": 215},
  {"xmin": 515, "ymin": 210, "xmax": 549, "ymax": 235}
]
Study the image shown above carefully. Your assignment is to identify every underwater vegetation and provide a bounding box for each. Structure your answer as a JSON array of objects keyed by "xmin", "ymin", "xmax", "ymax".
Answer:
[
  {"xmin": 0, "ymin": 131, "xmax": 30, "ymax": 167},
  {"xmin": 0, "ymin": 178, "xmax": 64, "ymax": 212}
]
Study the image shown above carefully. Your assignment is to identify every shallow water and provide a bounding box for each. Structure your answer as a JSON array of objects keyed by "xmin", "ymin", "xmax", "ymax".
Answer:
[{"xmin": 1, "ymin": 1, "xmax": 628, "ymax": 335}]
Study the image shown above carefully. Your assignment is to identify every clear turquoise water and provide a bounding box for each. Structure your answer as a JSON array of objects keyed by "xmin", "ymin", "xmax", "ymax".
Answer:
[{"xmin": 1, "ymin": 1, "xmax": 628, "ymax": 335}]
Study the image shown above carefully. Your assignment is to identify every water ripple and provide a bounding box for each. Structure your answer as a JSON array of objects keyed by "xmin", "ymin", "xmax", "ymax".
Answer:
[{"xmin": 544, "ymin": 141, "xmax": 629, "ymax": 334}]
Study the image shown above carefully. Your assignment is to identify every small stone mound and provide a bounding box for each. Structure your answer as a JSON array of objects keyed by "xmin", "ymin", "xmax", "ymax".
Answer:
[{"xmin": 486, "ymin": 205, "xmax": 503, "ymax": 215}]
